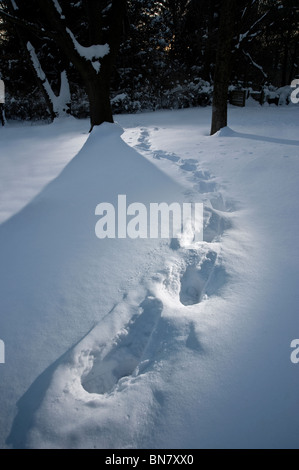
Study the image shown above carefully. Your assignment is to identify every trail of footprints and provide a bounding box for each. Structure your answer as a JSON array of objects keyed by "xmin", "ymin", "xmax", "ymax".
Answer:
[{"xmin": 81, "ymin": 128, "xmax": 233, "ymax": 395}]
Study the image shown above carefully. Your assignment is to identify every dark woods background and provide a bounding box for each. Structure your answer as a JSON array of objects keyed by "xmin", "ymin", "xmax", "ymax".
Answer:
[{"xmin": 0, "ymin": 0, "xmax": 298, "ymax": 122}]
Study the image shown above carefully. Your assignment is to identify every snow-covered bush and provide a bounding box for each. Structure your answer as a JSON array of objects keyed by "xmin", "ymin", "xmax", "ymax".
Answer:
[
  {"xmin": 260, "ymin": 84, "xmax": 293, "ymax": 106},
  {"xmin": 161, "ymin": 79, "xmax": 212, "ymax": 109},
  {"xmin": 110, "ymin": 78, "xmax": 213, "ymax": 115},
  {"xmin": 69, "ymin": 86, "xmax": 89, "ymax": 119},
  {"xmin": 4, "ymin": 90, "xmax": 51, "ymax": 122},
  {"xmin": 276, "ymin": 85, "xmax": 295, "ymax": 106},
  {"xmin": 111, "ymin": 93, "xmax": 142, "ymax": 114}
]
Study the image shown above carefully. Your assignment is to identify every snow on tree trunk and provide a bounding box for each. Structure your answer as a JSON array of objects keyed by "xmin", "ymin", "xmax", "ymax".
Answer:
[
  {"xmin": 10, "ymin": 0, "xmax": 18, "ymax": 11},
  {"xmin": 26, "ymin": 42, "xmax": 70, "ymax": 118}
]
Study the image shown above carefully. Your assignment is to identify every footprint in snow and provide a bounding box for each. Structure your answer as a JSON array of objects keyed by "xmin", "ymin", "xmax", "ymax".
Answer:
[
  {"xmin": 203, "ymin": 208, "xmax": 232, "ymax": 243},
  {"xmin": 180, "ymin": 162, "xmax": 198, "ymax": 172},
  {"xmin": 82, "ymin": 296, "xmax": 163, "ymax": 395},
  {"xmin": 180, "ymin": 251, "xmax": 228, "ymax": 306}
]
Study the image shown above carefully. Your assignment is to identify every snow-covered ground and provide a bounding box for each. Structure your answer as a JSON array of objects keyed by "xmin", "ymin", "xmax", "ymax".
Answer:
[{"xmin": 0, "ymin": 103, "xmax": 298, "ymax": 449}]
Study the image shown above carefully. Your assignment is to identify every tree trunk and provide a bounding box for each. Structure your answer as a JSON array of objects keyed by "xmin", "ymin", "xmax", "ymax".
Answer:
[
  {"xmin": 210, "ymin": 0, "xmax": 237, "ymax": 136},
  {"xmin": 1, "ymin": 0, "xmax": 127, "ymax": 130},
  {"xmin": 203, "ymin": 0, "xmax": 217, "ymax": 82},
  {"xmin": 86, "ymin": 75, "xmax": 113, "ymax": 130},
  {"xmin": 38, "ymin": 0, "xmax": 127, "ymax": 131}
]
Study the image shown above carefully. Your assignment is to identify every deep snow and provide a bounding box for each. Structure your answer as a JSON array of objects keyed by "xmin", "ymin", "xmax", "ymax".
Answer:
[{"xmin": 0, "ymin": 104, "xmax": 298, "ymax": 449}]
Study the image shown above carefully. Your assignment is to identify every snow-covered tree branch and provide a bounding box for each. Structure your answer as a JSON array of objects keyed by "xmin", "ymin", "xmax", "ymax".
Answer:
[{"xmin": 27, "ymin": 41, "xmax": 70, "ymax": 117}]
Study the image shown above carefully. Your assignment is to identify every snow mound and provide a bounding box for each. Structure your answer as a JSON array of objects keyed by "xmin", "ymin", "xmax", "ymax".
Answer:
[{"xmin": 0, "ymin": 123, "xmax": 189, "ymax": 448}]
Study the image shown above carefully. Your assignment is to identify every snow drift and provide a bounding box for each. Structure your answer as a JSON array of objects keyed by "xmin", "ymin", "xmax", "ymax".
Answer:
[{"xmin": 0, "ymin": 123, "xmax": 188, "ymax": 447}]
